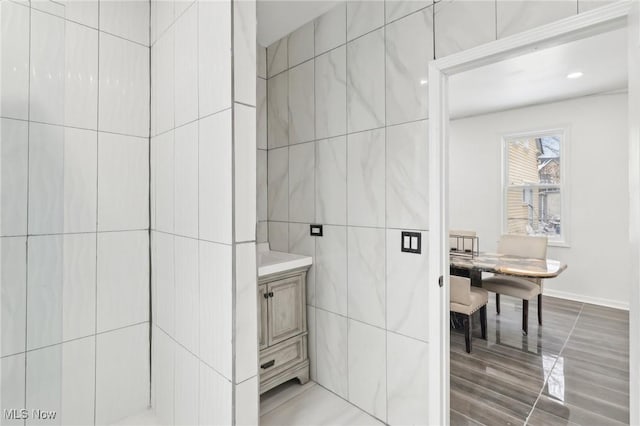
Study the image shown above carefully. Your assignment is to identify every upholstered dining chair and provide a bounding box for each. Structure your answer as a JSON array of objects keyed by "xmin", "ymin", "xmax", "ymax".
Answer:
[
  {"xmin": 481, "ymin": 234, "xmax": 548, "ymax": 335},
  {"xmin": 450, "ymin": 275, "xmax": 488, "ymax": 353}
]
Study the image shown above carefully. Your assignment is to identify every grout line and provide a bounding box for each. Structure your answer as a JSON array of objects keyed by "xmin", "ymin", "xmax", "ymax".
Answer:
[
  {"xmin": 524, "ymin": 302, "xmax": 584, "ymax": 425},
  {"xmin": 23, "ymin": 4, "xmax": 32, "ymax": 422},
  {"xmin": 93, "ymin": 1, "xmax": 101, "ymax": 422},
  {"xmin": 147, "ymin": 0, "xmax": 153, "ymax": 410}
]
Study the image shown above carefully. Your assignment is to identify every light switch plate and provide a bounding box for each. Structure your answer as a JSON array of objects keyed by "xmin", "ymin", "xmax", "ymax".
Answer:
[
  {"xmin": 310, "ymin": 224, "xmax": 323, "ymax": 237},
  {"xmin": 401, "ymin": 231, "xmax": 421, "ymax": 254}
]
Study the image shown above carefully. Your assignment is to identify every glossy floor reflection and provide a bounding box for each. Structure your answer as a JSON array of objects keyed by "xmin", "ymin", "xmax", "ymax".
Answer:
[{"xmin": 450, "ymin": 294, "xmax": 629, "ymax": 426}]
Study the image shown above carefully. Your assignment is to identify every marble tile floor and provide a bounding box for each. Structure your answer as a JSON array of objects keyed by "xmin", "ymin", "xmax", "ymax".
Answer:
[
  {"xmin": 260, "ymin": 380, "xmax": 385, "ymax": 426},
  {"xmin": 451, "ymin": 294, "xmax": 630, "ymax": 426}
]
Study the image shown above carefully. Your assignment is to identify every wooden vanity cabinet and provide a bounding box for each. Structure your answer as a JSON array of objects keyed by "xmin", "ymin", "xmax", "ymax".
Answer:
[{"xmin": 258, "ymin": 266, "xmax": 310, "ymax": 394}]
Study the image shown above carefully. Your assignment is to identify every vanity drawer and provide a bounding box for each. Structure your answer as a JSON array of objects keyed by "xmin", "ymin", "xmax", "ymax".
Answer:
[{"xmin": 259, "ymin": 334, "xmax": 307, "ymax": 380}]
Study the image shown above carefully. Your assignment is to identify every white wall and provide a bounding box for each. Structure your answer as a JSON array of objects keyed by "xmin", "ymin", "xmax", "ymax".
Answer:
[
  {"xmin": 450, "ymin": 93, "xmax": 630, "ymax": 309},
  {"xmin": 1, "ymin": 1, "xmax": 150, "ymax": 424},
  {"xmin": 150, "ymin": 0, "xmax": 258, "ymax": 425}
]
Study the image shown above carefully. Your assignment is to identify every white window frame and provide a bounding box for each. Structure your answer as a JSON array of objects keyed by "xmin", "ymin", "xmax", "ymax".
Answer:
[{"xmin": 501, "ymin": 127, "xmax": 570, "ymax": 247}]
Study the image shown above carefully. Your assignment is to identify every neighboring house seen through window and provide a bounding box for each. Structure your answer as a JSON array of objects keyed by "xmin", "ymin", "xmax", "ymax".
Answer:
[{"xmin": 503, "ymin": 130, "xmax": 565, "ymax": 244}]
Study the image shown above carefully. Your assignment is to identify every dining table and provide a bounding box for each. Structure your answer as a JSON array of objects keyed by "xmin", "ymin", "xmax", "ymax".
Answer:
[{"xmin": 449, "ymin": 251, "xmax": 568, "ymax": 287}]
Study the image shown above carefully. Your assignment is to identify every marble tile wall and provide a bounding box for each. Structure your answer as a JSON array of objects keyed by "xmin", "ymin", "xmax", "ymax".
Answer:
[
  {"xmin": 0, "ymin": 1, "xmax": 150, "ymax": 424},
  {"xmin": 150, "ymin": 0, "xmax": 258, "ymax": 425},
  {"xmin": 263, "ymin": 0, "xmax": 609, "ymax": 423}
]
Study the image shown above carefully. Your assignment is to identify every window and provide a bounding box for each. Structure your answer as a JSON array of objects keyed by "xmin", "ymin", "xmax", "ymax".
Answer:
[{"xmin": 503, "ymin": 130, "xmax": 566, "ymax": 244}]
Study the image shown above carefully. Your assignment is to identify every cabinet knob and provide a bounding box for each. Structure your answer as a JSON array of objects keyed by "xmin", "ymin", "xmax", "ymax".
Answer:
[
  {"xmin": 263, "ymin": 293, "xmax": 269, "ymax": 299},
  {"xmin": 268, "ymin": 292, "xmax": 274, "ymax": 298}
]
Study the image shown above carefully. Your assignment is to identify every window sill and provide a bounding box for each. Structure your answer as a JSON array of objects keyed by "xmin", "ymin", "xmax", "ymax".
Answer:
[{"xmin": 548, "ymin": 241, "xmax": 570, "ymax": 248}]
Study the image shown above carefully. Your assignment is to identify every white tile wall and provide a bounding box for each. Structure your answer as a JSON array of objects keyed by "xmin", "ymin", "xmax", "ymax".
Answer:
[
  {"xmin": 347, "ymin": 0, "xmax": 385, "ymax": 41},
  {"xmin": 347, "ymin": 227, "xmax": 386, "ymax": 328},
  {"xmin": 198, "ymin": 0, "xmax": 232, "ymax": 117},
  {"xmin": 316, "ymin": 136, "xmax": 347, "ymax": 225},
  {"xmin": 97, "ymin": 231, "xmax": 149, "ymax": 333},
  {"xmin": 1, "ymin": 1, "xmax": 30, "ymax": 120},
  {"xmin": 347, "ymin": 128, "xmax": 385, "ymax": 227},
  {"xmin": 316, "ymin": 309, "xmax": 348, "ymax": 399},
  {"xmin": 288, "ymin": 22, "xmax": 314, "ymax": 67},
  {"xmin": 98, "ymin": 132, "xmax": 149, "ymax": 231},
  {"xmin": 234, "ymin": 105, "xmax": 257, "ymax": 242},
  {"xmin": 174, "ymin": 235, "xmax": 200, "ymax": 354},
  {"xmin": 151, "ymin": 1, "xmax": 258, "ymax": 423},
  {"xmin": 1, "ymin": 118, "xmax": 29, "ymax": 236},
  {"xmin": 174, "ymin": 3, "xmax": 199, "ymax": 127},
  {"xmin": 198, "ymin": 110, "xmax": 232, "ymax": 244},
  {"xmin": 386, "ymin": 332, "xmax": 429, "ymax": 425},
  {"xmin": 348, "ymin": 320, "xmax": 387, "ymax": 420},
  {"xmin": 289, "ymin": 222, "xmax": 316, "ymax": 306},
  {"xmin": 1, "ymin": 1, "xmax": 151, "ymax": 423},
  {"xmin": 27, "ymin": 123, "xmax": 64, "ymax": 234},
  {"xmin": 26, "ymin": 336, "xmax": 96, "ymax": 426},
  {"xmin": 315, "ymin": 46, "xmax": 347, "ymax": 140},
  {"xmin": 99, "ymin": 0, "xmax": 150, "ymax": 46},
  {"xmin": 99, "ymin": 32, "xmax": 150, "ymax": 137},
  {"xmin": 151, "ymin": 327, "xmax": 174, "ymax": 425},
  {"xmin": 289, "ymin": 61, "xmax": 315, "ymax": 144},
  {"xmin": 64, "ymin": 21, "xmax": 99, "ymax": 130},
  {"xmin": 315, "ymin": 3, "xmax": 346, "ymax": 55},
  {"xmin": 199, "ymin": 362, "xmax": 232, "ymax": 426},
  {"xmin": 95, "ymin": 324, "xmax": 150, "ymax": 425},
  {"xmin": 1, "ymin": 237, "xmax": 27, "ymax": 357},
  {"xmin": 27, "ymin": 234, "xmax": 96, "ymax": 350},
  {"xmin": 174, "ymin": 122, "xmax": 199, "ymax": 238},
  {"xmin": 347, "ymin": 28, "xmax": 385, "ymax": 133},
  {"xmin": 1, "ymin": 353, "xmax": 26, "ymax": 426},
  {"xmin": 267, "ymin": 147, "xmax": 289, "ymax": 222},
  {"xmin": 434, "ymin": 0, "xmax": 496, "ymax": 59},
  {"xmin": 386, "ymin": 229, "xmax": 429, "ymax": 341},
  {"xmin": 199, "ymin": 240, "xmax": 232, "ymax": 380},
  {"xmin": 385, "ymin": 0, "xmax": 432, "ymax": 23},
  {"xmin": 30, "ymin": 9, "xmax": 65, "ymax": 126},
  {"xmin": 152, "ymin": 231, "xmax": 176, "ymax": 337},
  {"xmin": 288, "ymin": 143, "xmax": 315, "ymax": 223},
  {"xmin": 174, "ymin": 345, "xmax": 199, "ymax": 426},
  {"xmin": 385, "ymin": 7, "xmax": 433, "ymax": 125},
  {"xmin": 152, "ymin": 130, "xmax": 175, "ymax": 233},
  {"xmin": 257, "ymin": 77, "xmax": 268, "ymax": 149},
  {"xmin": 234, "ymin": 0, "xmax": 257, "ymax": 107},
  {"xmin": 267, "ymin": 37, "xmax": 288, "ymax": 78},
  {"xmin": 386, "ymin": 120, "xmax": 429, "ymax": 229},
  {"xmin": 267, "ymin": 71, "xmax": 289, "ymax": 149},
  {"xmin": 234, "ymin": 243, "xmax": 258, "ymax": 383},
  {"xmin": 315, "ymin": 225, "xmax": 347, "ymax": 316},
  {"xmin": 497, "ymin": 0, "xmax": 577, "ymax": 39},
  {"xmin": 152, "ymin": 26, "xmax": 175, "ymax": 136}
]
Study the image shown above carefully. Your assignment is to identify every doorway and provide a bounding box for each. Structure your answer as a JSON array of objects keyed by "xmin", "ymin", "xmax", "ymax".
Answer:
[{"xmin": 427, "ymin": 2, "xmax": 640, "ymax": 424}]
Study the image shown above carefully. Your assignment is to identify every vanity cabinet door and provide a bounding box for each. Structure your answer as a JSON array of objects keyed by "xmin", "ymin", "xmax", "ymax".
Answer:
[
  {"xmin": 267, "ymin": 275, "xmax": 306, "ymax": 346},
  {"xmin": 258, "ymin": 284, "xmax": 269, "ymax": 350}
]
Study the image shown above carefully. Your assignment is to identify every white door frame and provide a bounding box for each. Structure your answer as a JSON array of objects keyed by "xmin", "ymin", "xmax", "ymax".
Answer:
[{"xmin": 427, "ymin": 2, "xmax": 640, "ymax": 424}]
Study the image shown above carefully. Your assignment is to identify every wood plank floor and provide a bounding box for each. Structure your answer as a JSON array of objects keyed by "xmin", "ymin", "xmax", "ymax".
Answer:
[{"xmin": 450, "ymin": 294, "xmax": 629, "ymax": 426}]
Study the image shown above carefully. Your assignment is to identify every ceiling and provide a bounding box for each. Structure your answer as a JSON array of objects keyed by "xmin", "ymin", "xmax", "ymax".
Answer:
[
  {"xmin": 449, "ymin": 28, "xmax": 628, "ymax": 119},
  {"xmin": 257, "ymin": 0, "xmax": 339, "ymax": 47}
]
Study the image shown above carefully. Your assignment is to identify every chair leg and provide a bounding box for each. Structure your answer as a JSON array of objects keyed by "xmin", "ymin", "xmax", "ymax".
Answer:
[
  {"xmin": 463, "ymin": 315, "xmax": 472, "ymax": 353},
  {"xmin": 538, "ymin": 293, "xmax": 543, "ymax": 325},
  {"xmin": 496, "ymin": 293, "xmax": 501, "ymax": 314},
  {"xmin": 480, "ymin": 306, "xmax": 487, "ymax": 340},
  {"xmin": 522, "ymin": 299, "xmax": 529, "ymax": 335}
]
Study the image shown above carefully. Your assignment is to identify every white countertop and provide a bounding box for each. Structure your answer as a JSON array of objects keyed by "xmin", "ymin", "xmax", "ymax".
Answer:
[{"xmin": 257, "ymin": 245, "xmax": 312, "ymax": 277}]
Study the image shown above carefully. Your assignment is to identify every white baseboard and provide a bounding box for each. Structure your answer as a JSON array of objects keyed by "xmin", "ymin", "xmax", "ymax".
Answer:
[{"xmin": 543, "ymin": 288, "xmax": 629, "ymax": 311}]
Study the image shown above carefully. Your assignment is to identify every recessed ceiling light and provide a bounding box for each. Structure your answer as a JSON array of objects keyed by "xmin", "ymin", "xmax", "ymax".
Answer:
[
  {"xmin": 420, "ymin": 79, "xmax": 428, "ymax": 85},
  {"xmin": 566, "ymin": 71, "xmax": 583, "ymax": 79}
]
